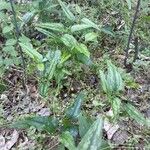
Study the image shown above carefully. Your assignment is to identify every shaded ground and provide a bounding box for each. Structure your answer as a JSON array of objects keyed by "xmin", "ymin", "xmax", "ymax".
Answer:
[
  {"xmin": 0, "ymin": 1, "xmax": 150, "ymax": 149},
  {"xmin": 0, "ymin": 54, "xmax": 150, "ymax": 149}
]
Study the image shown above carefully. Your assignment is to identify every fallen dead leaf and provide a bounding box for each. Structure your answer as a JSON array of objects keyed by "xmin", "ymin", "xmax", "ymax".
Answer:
[
  {"xmin": 37, "ymin": 108, "xmax": 51, "ymax": 116},
  {"xmin": 18, "ymin": 137, "xmax": 35, "ymax": 150},
  {"xmin": 112, "ymin": 130, "xmax": 129, "ymax": 145},
  {"xmin": 104, "ymin": 119, "xmax": 119, "ymax": 140},
  {"xmin": 0, "ymin": 135, "xmax": 5, "ymax": 150},
  {"xmin": 4, "ymin": 130, "xmax": 19, "ymax": 150}
]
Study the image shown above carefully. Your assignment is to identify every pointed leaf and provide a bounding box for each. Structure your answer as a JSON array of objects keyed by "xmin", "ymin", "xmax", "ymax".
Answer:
[
  {"xmin": 58, "ymin": 0, "xmax": 75, "ymax": 21},
  {"xmin": 11, "ymin": 116, "xmax": 58, "ymax": 133},
  {"xmin": 106, "ymin": 61, "xmax": 124, "ymax": 93},
  {"xmin": 5, "ymin": 39, "xmax": 17, "ymax": 46},
  {"xmin": 101, "ymin": 27, "xmax": 114, "ymax": 36},
  {"xmin": 71, "ymin": 24, "xmax": 91, "ymax": 32},
  {"xmin": 61, "ymin": 34, "xmax": 77, "ymax": 48},
  {"xmin": 0, "ymin": 1, "xmax": 11, "ymax": 10},
  {"xmin": 78, "ymin": 113, "xmax": 92, "ymax": 138},
  {"xmin": 40, "ymin": 50, "xmax": 61, "ymax": 96},
  {"xmin": 2, "ymin": 24, "xmax": 13, "ymax": 34},
  {"xmin": 81, "ymin": 18, "xmax": 100, "ymax": 30},
  {"xmin": 85, "ymin": 32, "xmax": 98, "ymax": 42},
  {"xmin": 37, "ymin": 63, "xmax": 44, "ymax": 71},
  {"xmin": 45, "ymin": 50, "xmax": 61, "ymax": 79},
  {"xmin": 19, "ymin": 42, "xmax": 43, "ymax": 62},
  {"xmin": 77, "ymin": 117, "xmax": 103, "ymax": 150},
  {"xmin": 66, "ymin": 92, "xmax": 85, "ymax": 120},
  {"xmin": 36, "ymin": 23, "xmax": 64, "ymax": 32},
  {"xmin": 35, "ymin": 27, "xmax": 56, "ymax": 38},
  {"xmin": 60, "ymin": 51, "xmax": 71, "ymax": 64},
  {"xmin": 124, "ymin": 103, "xmax": 150, "ymax": 127},
  {"xmin": 75, "ymin": 43, "xmax": 90, "ymax": 58},
  {"xmin": 76, "ymin": 53, "xmax": 92, "ymax": 65},
  {"xmin": 22, "ymin": 12, "xmax": 35, "ymax": 24},
  {"xmin": 112, "ymin": 97, "xmax": 121, "ymax": 118},
  {"xmin": 60, "ymin": 131, "xmax": 77, "ymax": 150},
  {"xmin": 99, "ymin": 70, "xmax": 108, "ymax": 93}
]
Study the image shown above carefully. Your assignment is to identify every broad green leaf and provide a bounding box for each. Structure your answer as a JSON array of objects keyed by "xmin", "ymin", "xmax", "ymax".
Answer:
[
  {"xmin": 37, "ymin": 63, "xmax": 44, "ymax": 71},
  {"xmin": 101, "ymin": 27, "xmax": 114, "ymax": 36},
  {"xmin": 85, "ymin": 32, "xmax": 98, "ymax": 42},
  {"xmin": 77, "ymin": 117, "xmax": 103, "ymax": 150},
  {"xmin": 45, "ymin": 50, "xmax": 61, "ymax": 79},
  {"xmin": 39, "ymin": 82, "xmax": 49, "ymax": 97},
  {"xmin": 0, "ymin": 1, "xmax": 11, "ymax": 10},
  {"xmin": 3, "ymin": 46, "xmax": 17, "ymax": 57},
  {"xmin": 19, "ymin": 42, "xmax": 43, "ymax": 62},
  {"xmin": 60, "ymin": 131, "xmax": 77, "ymax": 150},
  {"xmin": 40, "ymin": 50, "xmax": 61, "ymax": 97},
  {"xmin": 100, "ymin": 61, "xmax": 124, "ymax": 95},
  {"xmin": 112, "ymin": 97, "xmax": 121, "ymax": 118},
  {"xmin": 66, "ymin": 92, "xmax": 85, "ymax": 120},
  {"xmin": 36, "ymin": 23, "xmax": 65, "ymax": 32},
  {"xmin": 5, "ymin": 39, "xmax": 17, "ymax": 46},
  {"xmin": 19, "ymin": 34, "xmax": 31, "ymax": 43},
  {"xmin": 99, "ymin": 70, "xmax": 108, "ymax": 93},
  {"xmin": 11, "ymin": 116, "xmax": 58, "ymax": 133},
  {"xmin": 125, "ymin": 0, "xmax": 132, "ymax": 10},
  {"xmin": 106, "ymin": 61, "xmax": 124, "ymax": 93},
  {"xmin": 141, "ymin": 16, "xmax": 150, "ymax": 22},
  {"xmin": 107, "ymin": 62, "xmax": 117, "ymax": 92},
  {"xmin": 71, "ymin": 24, "xmax": 91, "ymax": 32},
  {"xmin": 76, "ymin": 53, "xmax": 92, "ymax": 66},
  {"xmin": 2, "ymin": 24, "xmax": 14, "ymax": 34},
  {"xmin": 35, "ymin": 27, "xmax": 56, "ymax": 38},
  {"xmin": 0, "ymin": 12, "xmax": 8, "ymax": 21},
  {"xmin": 99, "ymin": 140, "xmax": 111, "ymax": 150},
  {"xmin": 75, "ymin": 43, "xmax": 90, "ymax": 58},
  {"xmin": 61, "ymin": 117, "xmax": 78, "ymax": 138},
  {"xmin": 3, "ymin": 58, "xmax": 14, "ymax": 67},
  {"xmin": 61, "ymin": 34, "xmax": 77, "ymax": 48},
  {"xmin": 78, "ymin": 113, "xmax": 92, "ymax": 138},
  {"xmin": 81, "ymin": 18, "xmax": 100, "ymax": 30},
  {"xmin": 124, "ymin": 103, "xmax": 150, "ymax": 127},
  {"xmin": 75, "ymin": 4, "xmax": 81, "ymax": 14},
  {"xmin": 60, "ymin": 51, "xmax": 71, "ymax": 64},
  {"xmin": 22, "ymin": 12, "xmax": 35, "ymax": 24},
  {"xmin": 58, "ymin": 0, "xmax": 75, "ymax": 21}
]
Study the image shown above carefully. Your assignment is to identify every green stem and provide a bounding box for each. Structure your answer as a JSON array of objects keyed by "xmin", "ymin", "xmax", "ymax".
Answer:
[{"xmin": 9, "ymin": 0, "xmax": 26, "ymax": 89}]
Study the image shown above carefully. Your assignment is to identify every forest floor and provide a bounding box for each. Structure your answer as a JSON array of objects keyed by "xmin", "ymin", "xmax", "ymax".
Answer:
[
  {"xmin": 0, "ymin": 1, "xmax": 150, "ymax": 149},
  {"xmin": 0, "ymin": 52, "xmax": 150, "ymax": 149}
]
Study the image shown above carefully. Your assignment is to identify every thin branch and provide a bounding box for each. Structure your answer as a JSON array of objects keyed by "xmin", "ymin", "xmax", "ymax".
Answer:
[
  {"xmin": 124, "ymin": 0, "xmax": 141, "ymax": 67},
  {"xmin": 9, "ymin": 0, "xmax": 26, "ymax": 89}
]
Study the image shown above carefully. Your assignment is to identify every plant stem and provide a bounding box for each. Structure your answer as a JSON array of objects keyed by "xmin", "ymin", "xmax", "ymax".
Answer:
[
  {"xmin": 124, "ymin": 0, "xmax": 141, "ymax": 67},
  {"xmin": 9, "ymin": 0, "xmax": 26, "ymax": 89}
]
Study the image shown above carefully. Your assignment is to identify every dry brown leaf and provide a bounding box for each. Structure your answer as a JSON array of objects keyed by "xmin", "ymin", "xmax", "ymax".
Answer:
[
  {"xmin": 4, "ymin": 130, "xmax": 19, "ymax": 150},
  {"xmin": 104, "ymin": 119, "xmax": 119, "ymax": 140},
  {"xmin": 0, "ymin": 135, "xmax": 5, "ymax": 150},
  {"xmin": 112, "ymin": 130, "xmax": 129, "ymax": 145},
  {"xmin": 37, "ymin": 108, "xmax": 51, "ymax": 116}
]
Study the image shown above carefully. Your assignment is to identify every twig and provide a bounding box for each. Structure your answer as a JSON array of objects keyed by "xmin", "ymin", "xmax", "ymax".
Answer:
[
  {"xmin": 9, "ymin": 0, "xmax": 26, "ymax": 89},
  {"xmin": 124, "ymin": 0, "xmax": 141, "ymax": 67}
]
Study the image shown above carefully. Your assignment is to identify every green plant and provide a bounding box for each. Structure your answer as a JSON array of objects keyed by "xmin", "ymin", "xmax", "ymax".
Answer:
[
  {"xmin": 99, "ymin": 61, "xmax": 150, "ymax": 127},
  {"xmin": 99, "ymin": 61, "xmax": 123, "ymax": 119},
  {"xmin": 60, "ymin": 117, "xmax": 104, "ymax": 150},
  {"xmin": 10, "ymin": 92, "xmax": 110, "ymax": 150}
]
